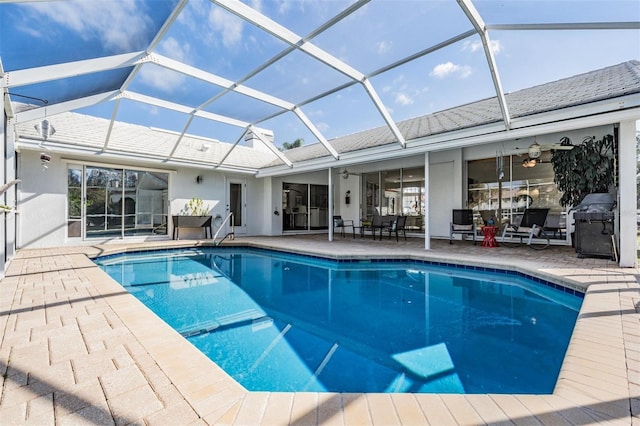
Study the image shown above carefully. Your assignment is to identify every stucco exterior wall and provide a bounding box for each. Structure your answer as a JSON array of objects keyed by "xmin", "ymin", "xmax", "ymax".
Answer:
[
  {"xmin": 17, "ymin": 150, "xmax": 68, "ymax": 248},
  {"xmin": 16, "ymin": 151, "xmax": 270, "ymax": 248},
  {"xmin": 13, "ymin": 122, "xmax": 631, "ymax": 263}
]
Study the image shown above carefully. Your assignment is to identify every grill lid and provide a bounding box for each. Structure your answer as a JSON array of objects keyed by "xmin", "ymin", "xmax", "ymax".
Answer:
[{"xmin": 573, "ymin": 193, "xmax": 616, "ymax": 212}]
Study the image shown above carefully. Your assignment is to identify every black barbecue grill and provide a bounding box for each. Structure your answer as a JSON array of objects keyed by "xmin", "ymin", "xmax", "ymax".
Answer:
[{"xmin": 572, "ymin": 193, "xmax": 616, "ymax": 259}]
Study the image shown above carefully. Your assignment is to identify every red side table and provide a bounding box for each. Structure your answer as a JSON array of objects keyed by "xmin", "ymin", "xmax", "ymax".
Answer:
[{"xmin": 481, "ymin": 226, "xmax": 499, "ymax": 247}]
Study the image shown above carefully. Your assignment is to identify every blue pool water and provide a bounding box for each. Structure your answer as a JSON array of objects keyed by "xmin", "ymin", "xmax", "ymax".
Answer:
[{"xmin": 95, "ymin": 247, "xmax": 582, "ymax": 394}]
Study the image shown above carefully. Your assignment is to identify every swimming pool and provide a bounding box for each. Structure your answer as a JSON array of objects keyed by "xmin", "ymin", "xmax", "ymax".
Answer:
[{"xmin": 96, "ymin": 247, "xmax": 582, "ymax": 394}]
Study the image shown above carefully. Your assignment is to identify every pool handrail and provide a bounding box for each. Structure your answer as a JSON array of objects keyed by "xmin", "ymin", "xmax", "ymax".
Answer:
[{"xmin": 213, "ymin": 212, "xmax": 235, "ymax": 245}]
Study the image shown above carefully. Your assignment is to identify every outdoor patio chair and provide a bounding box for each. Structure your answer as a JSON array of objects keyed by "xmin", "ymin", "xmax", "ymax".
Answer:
[
  {"xmin": 450, "ymin": 209, "xmax": 476, "ymax": 244},
  {"xmin": 501, "ymin": 208, "xmax": 550, "ymax": 250},
  {"xmin": 361, "ymin": 212, "xmax": 384, "ymax": 240},
  {"xmin": 385, "ymin": 215, "xmax": 407, "ymax": 241},
  {"xmin": 544, "ymin": 213, "xmax": 566, "ymax": 239},
  {"xmin": 333, "ymin": 215, "xmax": 354, "ymax": 238}
]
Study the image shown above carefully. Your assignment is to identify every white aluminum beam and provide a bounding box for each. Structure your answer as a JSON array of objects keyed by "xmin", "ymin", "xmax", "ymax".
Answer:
[
  {"xmin": 212, "ymin": 0, "xmax": 405, "ymax": 148},
  {"xmin": 13, "ymin": 91, "xmax": 119, "ymax": 123},
  {"xmin": 362, "ymin": 78, "xmax": 406, "ymax": 147},
  {"xmin": 1, "ymin": 51, "xmax": 146, "ymax": 89},
  {"xmin": 165, "ymin": 116, "xmax": 195, "ymax": 160},
  {"xmin": 117, "ymin": 91, "xmax": 252, "ymax": 128},
  {"xmin": 213, "ymin": 0, "xmax": 365, "ymax": 81},
  {"xmin": 215, "ymin": 130, "xmax": 248, "ymax": 169},
  {"xmin": 147, "ymin": 0, "xmax": 189, "ymax": 52},
  {"xmin": 117, "ymin": 91, "xmax": 192, "ymax": 114},
  {"xmin": 486, "ymin": 22, "xmax": 640, "ymax": 31},
  {"xmin": 150, "ymin": 53, "xmax": 295, "ymax": 110},
  {"xmin": 248, "ymin": 125, "xmax": 293, "ymax": 167},
  {"xmin": 457, "ymin": 0, "xmax": 511, "ymax": 130},
  {"xmin": 193, "ymin": 109, "xmax": 252, "ymax": 129},
  {"xmin": 111, "ymin": 1, "xmax": 188, "ymax": 160},
  {"xmin": 102, "ymin": 98, "xmax": 122, "ymax": 152},
  {"xmin": 293, "ymin": 107, "xmax": 339, "ymax": 159}
]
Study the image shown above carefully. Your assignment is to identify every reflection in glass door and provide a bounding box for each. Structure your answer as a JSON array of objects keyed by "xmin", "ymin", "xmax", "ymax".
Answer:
[
  {"xmin": 67, "ymin": 167, "xmax": 82, "ymax": 238},
  {"xmin": 77, "ymin": 166, "xmax": 168, "ymax": 239},
  {"xmin": 85, "ymin": 167, "xmax": 121, "ymax": 238},
  {"xmin": 228, "ymin": 180, "xmax": 245, "ymax": 234},
  {"xmin": 282, "ymin": 183, "xmax": 328, "ymax": 231}
]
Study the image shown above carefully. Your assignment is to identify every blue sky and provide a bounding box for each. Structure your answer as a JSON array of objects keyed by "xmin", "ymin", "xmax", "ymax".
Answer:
[{"xmin": 1, "ymin": 0, "xmax": 639, "ymax": 147}]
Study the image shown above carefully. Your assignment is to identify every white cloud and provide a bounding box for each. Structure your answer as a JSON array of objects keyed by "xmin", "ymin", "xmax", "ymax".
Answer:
[
  {"xmin": 139, "ymin": 39, "xmax": 190, "ymax": 93},
  {"xmin": 376, "ymin": 40, "xmax": 392, "ymax": 55},
  {"xmin": 394, "ymin": 92, "xmax": 414, "ymax": 106},
  {"xmin": 250, "ymin": 0, "xmax": 263, "ymax": 12},
  {"xmin": 209, "ymin": 7, "xmax": 243, "ymax": 48},
  {"xmin": 489, "ymin": 39, "xmax": 503, "ymax": 54},
  {"xmin": 23, "ymin": 0, "xmax": 152, "ymax": 52},
  {"xmin": 316, "ymin": 122, "xmax": 330, "ymax": 132},
  {"xmin": 430, "ymin": 62, "xmax": 472, "ymax": 79},
  {"xmin": 138, "ymin": 65, "xmax": 186, "ymax": 93},
  {"xmin": 463, "ymin": 39, "xmax": 503, "ymax": 55},
  {"xmin": 158, "ymin": 37, "xmax": 190, "ymax": 62}
]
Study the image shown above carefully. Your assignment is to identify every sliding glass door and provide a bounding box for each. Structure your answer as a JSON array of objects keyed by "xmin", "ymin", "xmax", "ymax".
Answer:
[
  {"xmin": 68, "ymin": 165, "xmax": 168, "ymax": 239},
  {"xmin": 361, "ymin": 167, "xmax": 425, "ymax": 232},
  {"xmin": 467, "ymin": 154, "xmax": 565, "ymax": 239},
  {"xmin": 282, "ymin": 183, "xmax": 328, "ymax": 231}
]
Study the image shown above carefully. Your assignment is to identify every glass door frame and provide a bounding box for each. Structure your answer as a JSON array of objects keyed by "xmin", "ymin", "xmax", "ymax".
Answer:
[
  {"xmin": 67, "ymin": 163, "xmax": 170, "ymax": 240},
  {"xmin": 226, "ymin": 177, "xmax": 247, "ymax": 235}
]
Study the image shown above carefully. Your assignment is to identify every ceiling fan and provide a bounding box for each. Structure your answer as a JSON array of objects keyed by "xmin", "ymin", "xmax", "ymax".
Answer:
[
  {"xmin": 513, "ymin": 138, "xmax": 574, "ymax": 159},
  {"xmin": 336, "ymin": 169, "xmax": 360, "ymax": 179}
]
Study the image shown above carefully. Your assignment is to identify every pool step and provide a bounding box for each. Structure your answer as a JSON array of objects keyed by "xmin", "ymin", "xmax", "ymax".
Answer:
[{"xmin": 179, "ymin": 309, "xmax": 269, "ymax": 338}]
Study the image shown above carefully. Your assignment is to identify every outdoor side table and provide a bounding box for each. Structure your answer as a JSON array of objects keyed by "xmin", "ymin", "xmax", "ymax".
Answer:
[{"xmin": 481, "ymin": 226, "xmax": 499, "ymax": 247}]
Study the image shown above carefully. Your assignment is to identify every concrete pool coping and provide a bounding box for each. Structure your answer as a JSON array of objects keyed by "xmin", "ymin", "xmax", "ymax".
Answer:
[{"xmin": 0, "ymin": 236, "xmax": 638, "ymax": 425}]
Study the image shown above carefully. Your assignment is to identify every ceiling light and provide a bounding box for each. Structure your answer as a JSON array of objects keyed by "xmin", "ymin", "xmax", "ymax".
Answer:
[{"xmin": 528, "ymin": 140, "xmax": 541, "ymax": 158}]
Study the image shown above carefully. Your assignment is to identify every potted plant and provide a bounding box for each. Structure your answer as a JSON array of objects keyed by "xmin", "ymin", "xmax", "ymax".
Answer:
[
  {"xmin": 551, "ymin": 135, "xmax": 615, "ymax": 208},
  {"xmin": 172, "ymin": 198, "xmax": 212, "ymax": 238},
  {"xmin": 551, "ymin": 134, "xmax": 616, "ymax": 245}
]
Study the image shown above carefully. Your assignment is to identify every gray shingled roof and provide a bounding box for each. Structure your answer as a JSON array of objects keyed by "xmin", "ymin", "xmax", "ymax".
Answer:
[
  {"xmin": 268, "ymin": 60, "xmax": 640, "ymax": 167},
  {"xmin": 14, "ymin": 61, "xmax": 639, "ymax": 171}
]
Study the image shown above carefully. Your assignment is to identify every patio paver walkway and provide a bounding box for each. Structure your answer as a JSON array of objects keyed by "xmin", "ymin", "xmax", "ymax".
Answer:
[{"xmin": 0, "ymin": 236, "xmax": 638, "ymax": 425}]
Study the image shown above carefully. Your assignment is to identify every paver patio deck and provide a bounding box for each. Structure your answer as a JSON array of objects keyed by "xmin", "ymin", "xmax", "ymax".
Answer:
[{"xmin": 0, "ymin": 235, "xmax": 638, "ymax": 425}]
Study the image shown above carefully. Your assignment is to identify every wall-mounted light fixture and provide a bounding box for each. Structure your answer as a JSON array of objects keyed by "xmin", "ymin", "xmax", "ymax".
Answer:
[
  {"xmin": 345, "ymin": 190, "xmax": 351, "ymax": 205},
  {"xmin": 196, "ymin": 175, "xmax": 203, "ymax": 184}
]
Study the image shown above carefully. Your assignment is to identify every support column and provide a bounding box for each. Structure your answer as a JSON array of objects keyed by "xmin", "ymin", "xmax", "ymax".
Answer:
[
  {"xmin": 424, "ymin": 152, "xmax": 430, "ymax": 250},
  {"xmin": 1, "ymin": 113, "xmax": 6, "ymax": 274},
  {"xmin": 617, "ymin": 120, "xmax": 637, "ymax": 267},
  {"xmin": 328, "ymin": 168, "xmax": 333, "ymax": 242}
]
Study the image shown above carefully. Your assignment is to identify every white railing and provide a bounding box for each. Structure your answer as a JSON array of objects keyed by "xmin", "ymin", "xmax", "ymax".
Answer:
[{"xmin": 212, "ymin": 212, "xmax": 234, "ymax": 245}]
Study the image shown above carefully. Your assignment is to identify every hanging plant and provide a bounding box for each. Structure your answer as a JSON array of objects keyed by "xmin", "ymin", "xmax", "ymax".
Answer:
[{"xmin": 551, "ymin": 135, "xmax": 615, "ymax": 208}]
